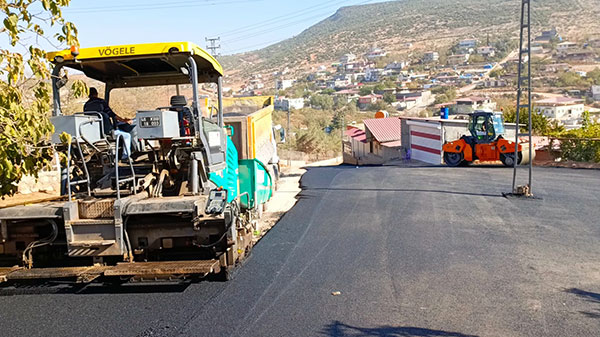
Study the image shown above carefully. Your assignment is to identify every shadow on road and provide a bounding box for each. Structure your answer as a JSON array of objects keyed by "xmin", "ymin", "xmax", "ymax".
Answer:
[
  {"xmin": 564, "ymin": 288, "xmax": 600, "ymax": 319},
  {"xmin": 0, "ymin": 281, "xmax": 193, "ymax": 296},
  {"xmin": 301, "ymin": 187, "xmax": 503, "ymax": 199},
  {"xmin": 321, "ymin": 321, "xmax": 479, "ymax": 337}
]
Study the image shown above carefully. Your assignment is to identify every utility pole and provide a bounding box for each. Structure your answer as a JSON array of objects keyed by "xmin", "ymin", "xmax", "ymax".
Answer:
[
  {"xmin": 205, "ymin": 37, "xmax": 221, "ymax": 56},
  {"xmin": 511, "ymin": 0, "xmax": 533, "ymax": 197}
]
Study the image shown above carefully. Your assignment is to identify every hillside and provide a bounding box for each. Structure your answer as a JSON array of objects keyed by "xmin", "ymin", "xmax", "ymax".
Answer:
[{"xmin": 221, "ymin": 0, "xmax": 600, "ymax": 81}]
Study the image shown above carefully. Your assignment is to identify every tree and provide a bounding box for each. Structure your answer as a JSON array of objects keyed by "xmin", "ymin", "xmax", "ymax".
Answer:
[
  {"xmin": 383, "ymin": 92, "xmax": 396, "ymax": 104},
  {"xmin": 503, "ymin": 106, "xmax": 550, "ymax": 135},
  {"xmin": 359, "ymin": 86, "xmax": 373, "ymax": 96},
  {"xmin": 587, "ymin": 67, "xmax": 600, "ymax": 85},
  {"xmin": 309, "ymin": 94, "xmax": 334, "ymax": 110},
  {"xmin": 1, "ymin": 1, "xmax": 81, "ymax": 197}
]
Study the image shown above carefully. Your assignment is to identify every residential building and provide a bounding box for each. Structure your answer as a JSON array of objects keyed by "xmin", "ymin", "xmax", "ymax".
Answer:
[
  {"xmin": 530, "ymin": 46, "xmax": 544, "ymax": 54},
  {"xmin": 458, "ymin": 39, "xmax": 478, "ymax": 49},
  {"xmin": 477, "ymin": 46, "xmax": 496, "ymax": 57},
  {"xmin": 455, "ymin": 96, "xmax": 496, "ymax": 114},
  {"xmin": 358, "ymin": 94, "xmax": 383, "ymax": 109},
  {"xmin": 534, "ymin": 97, "xmax": 585, "ymax": 121},
  {"xmin": 447, "ymin": 54, "xmax": 470, "ymax": 66},
  {"xmin": 340, "ymin": 53, "xmax": 356, "ymax": 64},
  {"xmin": 334, "ymin": 89, "xmax": 360, "ymax": 104},
  {"xmin": 538, "ymin": 28, "xmax": 558, "ymax": 40},
  {"xmin": 365, "ymin": 48, "xmax": 388, "ymax": 59},
  {"xmin": 344, "ymin": 118, "xmax": 403, "ymax": 165},
  {"xmin": 478, "ymin": 79, "xmax": 508, "ymax": 88},
  {"xmin": 560, "ymin": 50, "xmax": 596, "ymax": 62},
  {"xmin": 275, "ymin": 79, "xmax": 295, "ymax": 90},
  {"xmin": 590, "ymin": 39, "xmax": 600, "ymax": 48},
  {"xmin": 384, "ymin": 61, "xmax": 410, "ymax": 74},
  {"xmin": 423, "ymin": 51, "xmax": 439, "ymax": 63},
  {"xmin": 249, "ymin": 79, "xmax": 264, "ymax": 90},
  {"xmin": 545, "ymin": 63, "xmax": 570, "ymax": 72},
  {"xmin": 364, "ymin": 67, "xmax": 383, "ymax": 82},
  {"xmin": 557, "ymin": 41, "xmax": 577, "ymax": 54},
  {"xmin": 274, "ymin": 97, "xmax": 305, "ymax": 111},
  {"xmin": 592, "ymin": 86, "xmax": 600, "ymax": 101}
]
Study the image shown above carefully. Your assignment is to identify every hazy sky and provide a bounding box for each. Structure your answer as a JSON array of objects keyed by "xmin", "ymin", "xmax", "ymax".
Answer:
[{"xmin": 60, "ymin": 0, "xmax": 391, "ymax": 55}]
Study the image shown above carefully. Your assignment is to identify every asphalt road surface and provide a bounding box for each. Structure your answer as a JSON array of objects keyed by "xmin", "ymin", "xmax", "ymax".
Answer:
[{"xmin": 1, "ymin": 165, "xmax": 599, "ymax": 337}]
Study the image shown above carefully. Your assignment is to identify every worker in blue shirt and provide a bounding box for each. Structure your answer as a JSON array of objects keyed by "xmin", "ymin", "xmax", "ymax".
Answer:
[{"xmin": 84, "ymin": 87, "xmax": 138, "ymax": 158}]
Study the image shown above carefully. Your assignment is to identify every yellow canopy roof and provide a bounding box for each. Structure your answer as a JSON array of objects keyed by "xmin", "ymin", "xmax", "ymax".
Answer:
[{"xmin": 47, "ymin": 42, "xmax": 223, "ymax": 87}]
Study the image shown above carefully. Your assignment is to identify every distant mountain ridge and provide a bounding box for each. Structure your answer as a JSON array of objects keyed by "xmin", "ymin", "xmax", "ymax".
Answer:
[{"xmin": 221, "ymin": 0, "xmax": 599, "ymax": 80}]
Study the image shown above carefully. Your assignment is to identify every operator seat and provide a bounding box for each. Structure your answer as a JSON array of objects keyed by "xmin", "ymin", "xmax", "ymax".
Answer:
[{"xmin": 169, "ymin": 95, "xmax": 194, "ymax": 137}]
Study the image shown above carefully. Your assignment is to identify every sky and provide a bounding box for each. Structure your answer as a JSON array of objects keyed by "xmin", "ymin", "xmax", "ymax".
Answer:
[{"xmin": 58, "ymin": 0, "xmax": 392, "ymax": 55}]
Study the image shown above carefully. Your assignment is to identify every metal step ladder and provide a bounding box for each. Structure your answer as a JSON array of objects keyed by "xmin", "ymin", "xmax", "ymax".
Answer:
[{"xmin": 66, "ymin": 140, "xmax": 92, "ymax": 201}]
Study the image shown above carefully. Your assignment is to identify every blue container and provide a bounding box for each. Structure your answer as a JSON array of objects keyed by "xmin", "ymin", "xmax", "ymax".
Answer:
[{"xmin": 441, "ymin": 107, "xmax": 449, "ymax": 119}]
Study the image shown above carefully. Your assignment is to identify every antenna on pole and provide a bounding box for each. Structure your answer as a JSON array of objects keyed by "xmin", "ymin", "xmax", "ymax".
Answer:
[
  {"xmin": 205, "ymin": 37, "xmax": 221, "ymax": 56},
  {"xmin": 508, "ymin": 0, "xmax": 534, "ymax": 198}
]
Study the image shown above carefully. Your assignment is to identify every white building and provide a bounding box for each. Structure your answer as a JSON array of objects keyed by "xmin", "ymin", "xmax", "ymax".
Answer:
[
  {"xmin": 455, "ymin": 96, "xmax": 496, "ymax": 114},
  {"xmin": 557, "ymin": 41, "xmax": 577, "ymax": 54},
  {"xmin": 365, "ymin": 48, "xmax": 388, "ymax": 59},
  {"xmin": 340, "ymin": 53, "xmax": 356, "ymax": 64},
  {"xmin": 592, "ymin": 86, "xmax": 600, "ymax": 101},
  {"xmin": 477, "ymin": 46, "xmax": 496, "ymax": 57},
  {"xmin": 447, "ymin": 54, "xmax": 470, "ymax": 65},
  {"xmin": 276, "ymin": 79, "xmax": 295, "ymax": 90},
  {"xmin": 275, "ymin": 97, "xmax": 305, "ymax": 111},
  {"xmin": 535, "ymin": 97, "xmax": 585, "ymax": 121}
]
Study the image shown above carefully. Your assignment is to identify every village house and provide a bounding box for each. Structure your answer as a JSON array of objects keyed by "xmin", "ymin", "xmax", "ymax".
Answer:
[
  {"xmin": 384, "ymin": 61, "xmax": 410, "ymax": 74},
  {"xmin": 557, "ymin": 41, "xmax": 578, "ymax": 54},
  {"xmin": 343, "ymin": 118, "xmax": 403, "ymax": 165},
  {"xmin": 477, "ymin": 46, "xmax": 496, "ymax": 57},
  {"xmin": 423, "ymin": 51, "xmax": 439, "ymax": 63},
  {"xmin": 455, "ymin": 96, "xmax": 496, "ymax": 114},
  {"xmin": 560, "ymin": 50, "xmax": 596, "ymax": 62},
  {"xmin": 365, "ymin": 48, "xmax": 388, "ymax": 59},
  {"xmin": 276, "ymin": 79, "xmax": 295, "ymax": 90},
  {"xmin": 535, "ymin": 28, "xmax": 558, "ymax": 43},
  {"xmin": 334, "ymin": 89, "xmax": 360, "ymax": 104},
  {"xmin": 340, "ymin": 53, "xmax": 356, "ymax": 64},
  {"xmin": 535, "ymin": 97, "xmax": 585, "ymax": 122},
  {"xmin": 458, "ymin": 39, "xmax": 478, "ymax": 49},
  {"xmin": 364, "ymin": 67, "xmax": 383, "ymax": 82},
  {"xmin": 545, "ymin": 63, "xmax": 570, "ymax": 72},
  {"xmin": 447, "ymin": 54, "xmax": 470, "ymax": 66},
  {"xmin": 358, "ymin": 94, "xmax": 383, "ymax": 110},
  {"xmin": 592, "ymin": 86, "xmax": 600, "ymax": 101},
  {"xmin": 478, "ymin": 79, "xmax": 508, "ymax": 88},
  {"xmin": 274, "ymin": 97, "xmax": 305, "ymax": 111}
]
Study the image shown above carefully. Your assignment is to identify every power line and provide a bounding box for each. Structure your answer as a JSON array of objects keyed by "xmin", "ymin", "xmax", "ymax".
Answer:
[
  {"xmin": 222, "ymin": 0, "xmax": 379, "ymax": 45},
  {"xmin": 217, "ymin": 0, "xmax": 355, "ymax": 38},
  {"xmin": 64, "ymin": 0, "xmax": 262, "ymax": 14},
  {"xmin": 225, "ymin": 0, "xmax": 378, "ymax": 44}
]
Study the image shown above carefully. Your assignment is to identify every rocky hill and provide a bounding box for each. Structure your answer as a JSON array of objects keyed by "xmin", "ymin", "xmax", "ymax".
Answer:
[{"xmin": 221, "ymin": 0, "xmax": 600, "ymax": 81}]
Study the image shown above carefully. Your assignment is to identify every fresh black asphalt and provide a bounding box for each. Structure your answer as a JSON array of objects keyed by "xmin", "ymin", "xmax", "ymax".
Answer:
[{"xmin": 0, "ymin": 165, "xmax": 599, "ymax": 337}]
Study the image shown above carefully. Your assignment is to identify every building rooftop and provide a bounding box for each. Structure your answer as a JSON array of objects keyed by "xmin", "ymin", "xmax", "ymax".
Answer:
[
  {"xmin": 535, "ymin": 96, "xmax": 584, "ymax": 105},
  {"xmin": 345, "ymin": 127, "xmax": 367, "ymax": 143},
  {"xmin": 363, "ymin": 117, "xmax": 402, "ymax": 143},
  {"xmin": 456, "ymin": 96, "xmax": 489, "ymax": 103}
]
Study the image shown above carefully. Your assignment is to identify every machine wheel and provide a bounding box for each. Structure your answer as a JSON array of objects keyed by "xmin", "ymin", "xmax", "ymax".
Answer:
[
  {"xmin": 444, "ymin": 152, "xmax": 464, "ymax": 167},
  {"xmin": 500, "ymin": 152, "xmax": 522, "ymax": 167}
]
